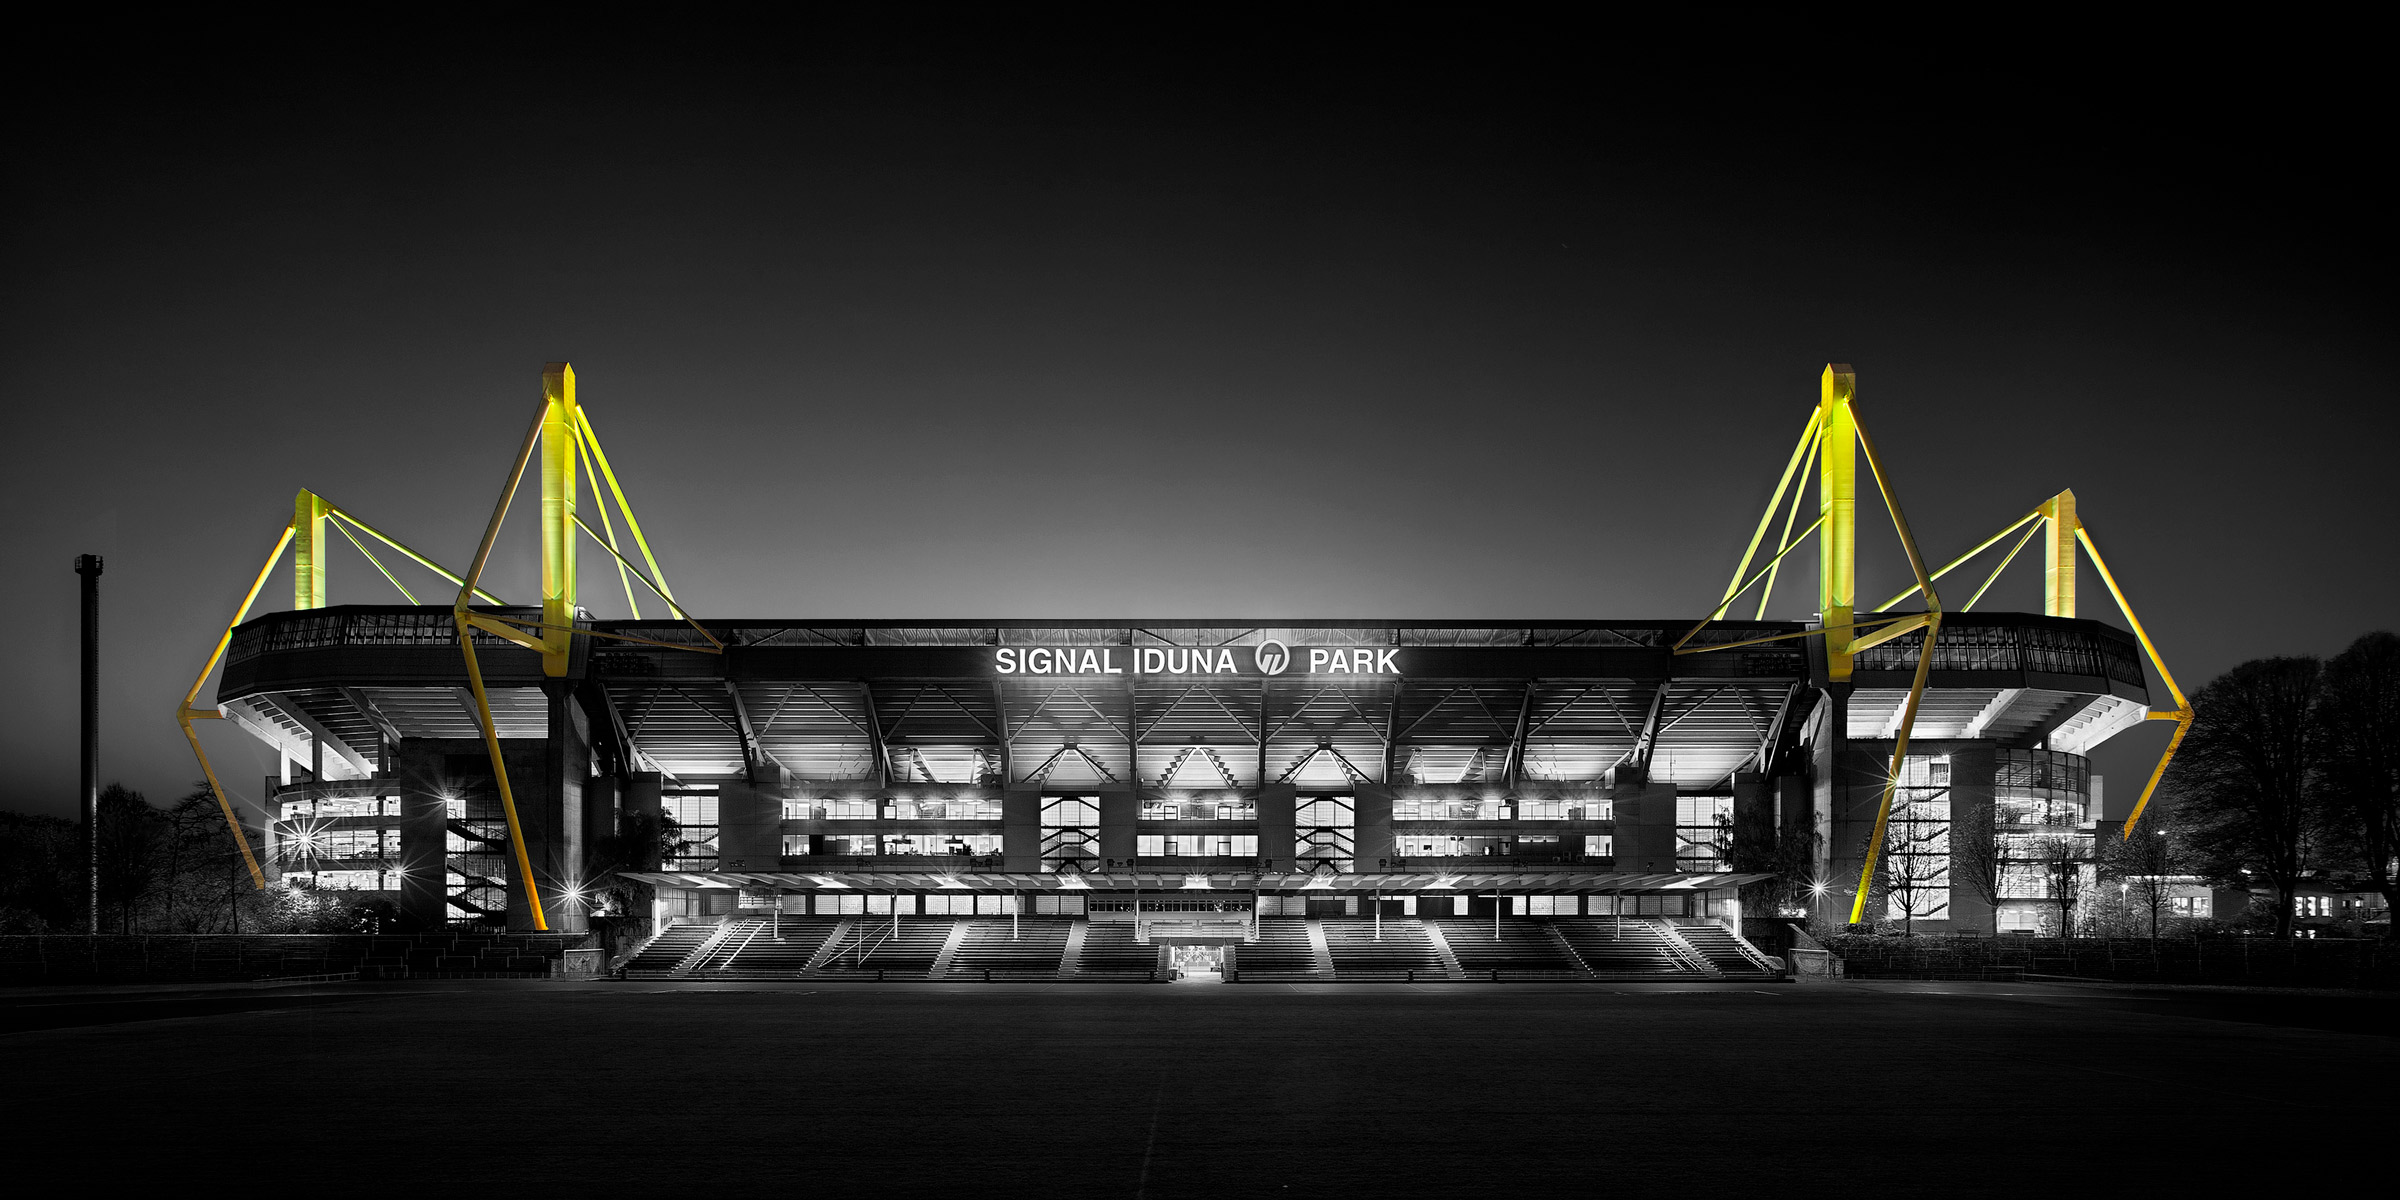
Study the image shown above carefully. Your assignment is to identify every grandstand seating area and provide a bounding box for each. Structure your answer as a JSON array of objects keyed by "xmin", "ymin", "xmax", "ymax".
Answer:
[
  {"xmin": 623, "ymin": 921, "xmax": 719, "ymax": 976},
  {"xmin": 944, "ymin": 921, "xmax": 1070, "ymax": 977},
  {"xmin": 697, "ymin": 918, "xmax": 844, "ymax": 973},
  {"xmin": 1675, "ymin": 922, "xmax": 1776, "ymax": 975},
  {"xmin": 1075, "ymin": 924, "xmax": 1165, "ymax": 978},
  {"xmin": 616, "ymin": 915, "xmax": 1777, "ymax": 983},
  {"xmin": 1324, "ymin": 919, "xmax": 1444, "ymax": 979},
  {"xmin": 816, "ymin": 919, "xmax": 950, "ymax": 977},
  {"xmin": 1553, "ymin": 918, "xmax": 1690, "ymax": 974},
  {"xmin": 1430, "ymin": 919, "xmax": 1582, "ymax": 976},
  {"xmin": 1228, "ymin": 919, "xmax": 1321, "ymax": 980}
]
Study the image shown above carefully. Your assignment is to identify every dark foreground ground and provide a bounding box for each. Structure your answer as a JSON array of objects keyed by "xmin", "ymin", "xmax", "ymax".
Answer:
[{"xmin": 3, "ymin": 977, "xmax": 2391, "ymax": 1197}]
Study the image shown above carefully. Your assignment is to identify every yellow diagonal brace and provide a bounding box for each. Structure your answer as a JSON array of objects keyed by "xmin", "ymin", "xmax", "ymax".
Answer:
[
  {"xmin": 574, "ymin": 409, "xmax": 677, "ymax": 602},
  {"xmin": 177, "ymin": 524, "xmax": 294, "ymax": 890},
  {"xmin": 1853, "ymin": 412, "xmax": 1942, "ymax": 615},
  {"xmin": 1871, "ymin": 505, "xmax": 2045, "ymax": 612},
  {"xmin": 573, "ymin": 423, "xmax": 641, "ymax": 619},
  {"xmin": 324, "ymin": 505, "xmax": 506, "ymax": 605},
  {"xmin": 329, "ymin": 515, "xmax": 417, "ymax": 604},
  {"xmin": 570, "ymin": 515, "xmax": 724, "ymax": 650},
  {"xmin": 1722, "ymin": 411, "xmax": 1825, "ymax": 606},
  {"xmin": 463, "ymin": 613, "xmax": 550, "ymax": 653},
  {"xmin": 456, "ymin": 610, "xmax": 547, "ymax": 931},
  {"xmin": 2076, "ymin": 526, "xmax": 2193, "ymax": 837},
  {"xmin": 1849, "ymin": 615, "xmax": 1941, "ymax": 924},
  {"xmin": 1673, "ymin": 616, "xmax": 1917, "ymax": 656},
  {"xmin": 454, "ymin": 406, "xmax": 549, "ymax": 930},
  {"xmin": 1961, "ymin": 520, "xmax": 2044, "ymax": 612},
  {"xmin": 479, "ymin": 614, "xmax": 724, "ymax": 655},
  {"xmin": 1759, "ymin": 422, "xmax": 1824, "ymax": 620},
  {"xmin": 1846, "ymin": 610, "xmax": 1934, "ymax": 655},
  {"xmin": 1674, "ymin": 514, "xmax": 1827, "ymax": 651}
]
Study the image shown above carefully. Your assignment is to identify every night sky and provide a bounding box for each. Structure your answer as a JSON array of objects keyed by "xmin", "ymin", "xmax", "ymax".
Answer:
[{"xmin": 4, "ymin": 15, "xmax": 2388, "ymax": 821}]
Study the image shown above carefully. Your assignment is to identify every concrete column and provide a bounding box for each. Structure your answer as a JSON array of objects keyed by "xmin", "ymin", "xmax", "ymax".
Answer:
[
  {"xmin": 1948, "ymin": 746, "xmax": 1998, "ymax": 935},
  {"xmin": 583, "ymin": 773, "xmax": 617, "ymax": 865},
  {"xmin": 1255, "ymin": 783, "xmax": 1296, "ymax": 872},
  {"xmin": 1002, "ymin": 787, "xmax": 1041, "ymax": 871},
  {"xmin": 1096, "ymin": 786, "xmax": 1137, "ymax": 866},
  {"xmin": 533, "ymin": 681, "xmax": 590, "ymax": 933},
  {"xmin": 393, "ymin": 739, "xmax": 452, "ymax": 930},
  {"xmin": 1352, "ymin": 781, "xmax": 1395, "ymax": 870},
  {"xmin": 1610, "ymin": 769, "xmax": 1677, "ymax": 873},
  {"xmin": 717, "ymin": 771, "xmax": 788, "ymax": 872},
  {"xmin": 1731, "ymin": 773, "xmax": 1771, "ymax": 867}
]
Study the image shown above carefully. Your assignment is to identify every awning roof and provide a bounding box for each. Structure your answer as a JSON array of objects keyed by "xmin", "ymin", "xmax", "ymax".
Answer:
[{"xmin": 619, "ymin": 870, "xmax": 1772, "ymax": 894}]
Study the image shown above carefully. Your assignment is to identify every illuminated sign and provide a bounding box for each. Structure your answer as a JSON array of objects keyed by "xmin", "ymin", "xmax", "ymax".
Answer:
[{"xmin": 994, "ymin": 639, "xmax": 1399, "ymax": 677}]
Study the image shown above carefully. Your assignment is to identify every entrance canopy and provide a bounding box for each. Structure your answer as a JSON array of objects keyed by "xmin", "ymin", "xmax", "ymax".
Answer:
[{"xmin": 620, "ymin": 870, "xmax": 1773, "ymax": 894}]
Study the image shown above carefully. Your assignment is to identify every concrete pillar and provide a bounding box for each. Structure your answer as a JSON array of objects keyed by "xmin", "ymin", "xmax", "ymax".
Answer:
[
  {"xmin": 393, "ymin": 739, "xmax": 452, "ymax": 930},
  {"xmin": 583, "ymin": 773, "xmax": 617, "ymax": 865},
  {"xmin": 532, "ymin": 681, "xmax": 590, "ymax": 933},
  {"xmin": 1352, "ymin": 781, "xmax": 1395, "ymax": 870},
  {"xmin": 1610, "ymin": 769, "xmax": 1677, "ymax": 873},
  {"xmin": 1096, "ymin": 786, "xmax": 1137, "ymax": 866},
  {"xmin": 1809, "ymin": 685, "xmax": 1848, "ymax": 886},
  {"xmin": 1948, "ymin": 746, "xmax": 1998, "ymax": 935},
  {"xmin": 1255, "ymin": 783, "xmax": 1296, "ymax": 872},
  {"xmin": 717, "ymin": 771, "xmax": 788, "ymax": 872},
  {"xmin": 1002, "ymin": 787, "xmax": 1041, "ymax": 871},
  {"xmin": 1731, "ymin": 773, "xmax": 1771, "ymax": 867}
]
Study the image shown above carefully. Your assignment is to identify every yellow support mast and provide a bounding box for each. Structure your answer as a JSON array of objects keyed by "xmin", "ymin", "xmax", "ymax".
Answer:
[
  {"xmin": 539, "ymin": 363, "xmax": 579, "ymax": 678},
  {"xmin": 1819, "ymin": 365, "xmax": 1858, "ymax": 682},
  {"xmin": 1675, "ymin": 362, "xmax": 1945, "ymax": 928},
  {"xmin": 2043, "ymin": 489, "xmax": 2077, "ymax": 617},
  {"xmin": 293, "ymin": 490, "xmax": 330, "ymax": 609}
]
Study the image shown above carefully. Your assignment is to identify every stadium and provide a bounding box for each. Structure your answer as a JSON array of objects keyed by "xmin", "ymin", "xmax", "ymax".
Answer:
[{"xmin": 184, "ymin": 363, "xmax": 2183, "ymax": 982}]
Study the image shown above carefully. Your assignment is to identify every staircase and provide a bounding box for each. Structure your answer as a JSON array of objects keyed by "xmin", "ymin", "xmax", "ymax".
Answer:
[
  {"xmin": 623, "ymin": 921, "xmax": 723, "ymax": 978},
  {"xmin": 1226, "ymin": 919, "xmax": 1321, "ymax": 982},
  {"xmin": 1421, "ymin": 923, "xmax": 1466, "ymax": 979},
  {"xmin": 1323, "ymin": 919, "xmax": 1444, "ymax": 980},
  {"xmin": 1652, "ymin": 922, "xmax": 1723, "ymax": 976},
  {"xmin": 927, "ymin": 922, "xmax": 973, "ymax": 977},
  {"xmin": 801, "ymin": 919, "xmax": 856, "ymax": 972},
  {"xmin": 946, "ymin": 921, "xmax": 1072, "ymax": 978},
  {"xmin": 1671, "ymin": 920, "xmax": 1780, "ymax": 976},
  {"xmin": 1305, "ymin": 921, "xmax": 1334, "ymax": 980},
  {"xmin": 1542, "ymin": 923, "xmax": 1597, "ymax": 978},
  {"xmin": 1058, "ymin": 921, "xmax": 1090, "ymax": 979}
]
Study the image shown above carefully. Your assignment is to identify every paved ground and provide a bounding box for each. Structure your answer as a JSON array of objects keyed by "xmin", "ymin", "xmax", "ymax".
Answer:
[{"xmin": 3, "ymin": 978, "xmax": 2391, "ymax": 1196}]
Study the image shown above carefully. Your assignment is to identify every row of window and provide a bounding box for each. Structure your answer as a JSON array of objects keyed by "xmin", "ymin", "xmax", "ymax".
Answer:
[{"xmin": 1135, "ymin": 835, "xmax": 1260, "ymax": 857}]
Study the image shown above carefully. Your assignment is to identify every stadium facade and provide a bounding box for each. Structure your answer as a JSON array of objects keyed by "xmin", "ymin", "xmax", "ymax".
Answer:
[{"xmin": 190, "ymin": 363, "xmax": 2175, "ymax": 980}]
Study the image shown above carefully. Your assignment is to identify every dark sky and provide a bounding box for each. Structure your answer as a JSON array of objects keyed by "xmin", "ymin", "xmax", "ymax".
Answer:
[{"xmin": 3, "ymin": 14, "xmax": 2389, "ymax": 820}]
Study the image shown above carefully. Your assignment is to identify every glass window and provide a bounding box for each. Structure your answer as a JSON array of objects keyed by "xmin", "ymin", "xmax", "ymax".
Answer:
[{"xmin": 1040, "ymin": 796, "xmax": 1101, "ymax": 870}]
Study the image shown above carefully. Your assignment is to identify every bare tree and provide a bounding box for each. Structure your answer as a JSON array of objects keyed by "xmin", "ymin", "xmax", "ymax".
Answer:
[
  {"xmin": 2168, "ymin": 656, "xmax": 2330, "ymax": 938},
  {"xmin": 94, "ymin": 784, "xmax": 167, "ymax": 934},
  {"xmin": 2323, "ymin": 632, "xmax": 2400, "ymax": 938},
  {"xmin": 2032, "ymin": 835, "xmax": 2088, "ymax": 936},
  {"xmin": 2104, "ymin": 817, "xmax": 2185, "ymax": 941}
]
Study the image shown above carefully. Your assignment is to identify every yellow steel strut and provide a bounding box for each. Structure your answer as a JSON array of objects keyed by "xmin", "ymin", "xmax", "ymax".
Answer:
[{"xmin": 177, "ymin": 525, "xmax": 295, "ymax": 890}]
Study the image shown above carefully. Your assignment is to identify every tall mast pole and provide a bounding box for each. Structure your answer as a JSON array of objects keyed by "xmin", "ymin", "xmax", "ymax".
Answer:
[{"xmin": 76, "ymin": 554, "xmax": 103, "ymax": 934}]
